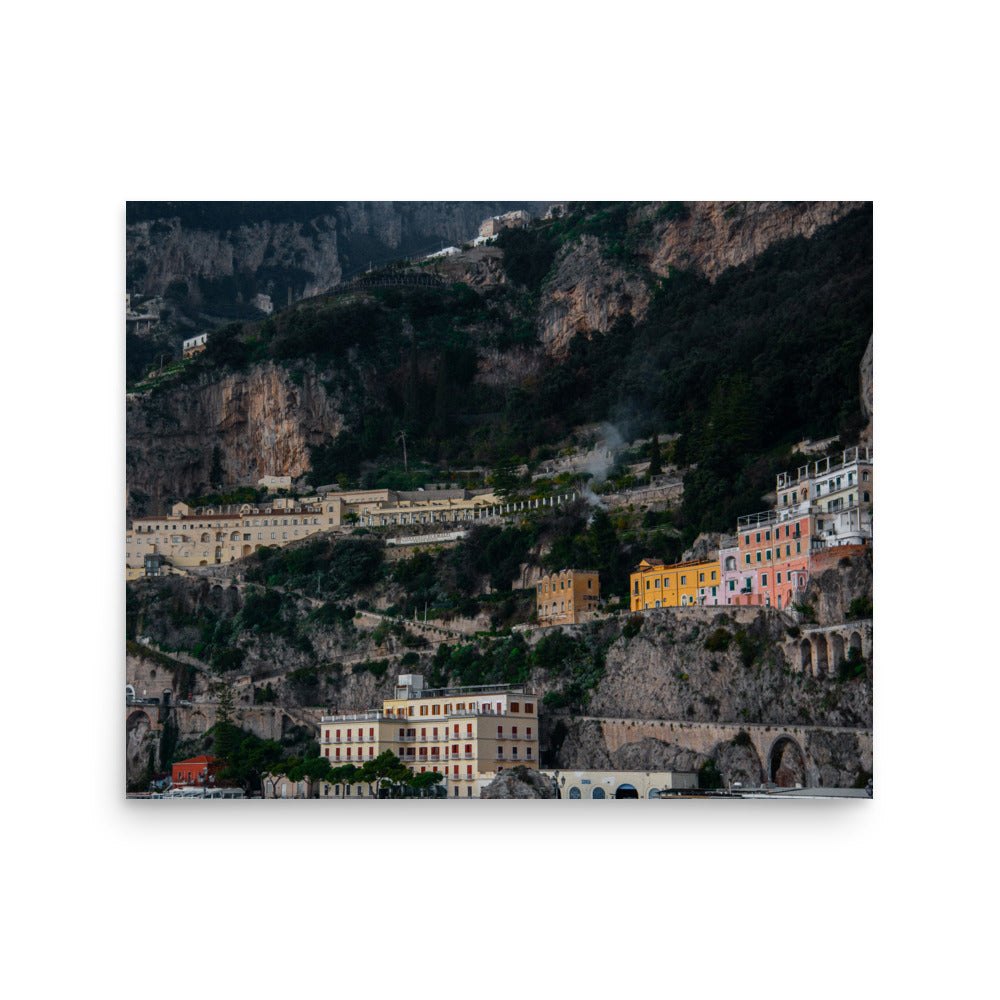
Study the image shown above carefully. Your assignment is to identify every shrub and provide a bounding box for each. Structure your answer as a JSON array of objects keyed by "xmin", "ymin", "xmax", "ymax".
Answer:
[
  {"xmin": 704, "ymin": 627, "xmax": 732, "ymax": 652},
  {"xmin": 622, "ymin": 615, "xmax": 644, "ymax": 641},
  {"xmin": 847, "ymin": 596, "xmax": 872, "ymax": 620},
  {"xmin": 733, "ymin": 729, "xmax": 753, "ymax": 748}
]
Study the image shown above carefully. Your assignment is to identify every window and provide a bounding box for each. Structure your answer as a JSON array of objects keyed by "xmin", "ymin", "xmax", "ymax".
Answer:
[
  {"xmin": 728, "ymin": 581, "xmax": 735, "ymax": 591},
  {"xmin": 761, "ymin": 573, "xmax": 768, "ymax": 586},
  {"xmin": 765, "ymin": 530, "xmax": 770, "ymax": 541},
  {"xmin": 765, "ymin": 550, "xmax": 771, "ymax": 561},
  {"xmin": 699, "ymin": 573, "xmax": 704, "ymax": 583},
  {"xmin": 525, "ymin": 703, "xmax": 533, "ymax": 714},
  {"xmin": 680, "ymin": 575, "xmax": 686, "ymax": 585},
  {"xmin": 756, "ymin": 552, "xmax": 761, "ymax": 563},
  {"xmin": 745, "ymin": 554, "xmax": 751, "ymax": 565},
  {"xmin": 755, "ymin": 532, "xmax": 761, "ymax": 543},
  {"xmin": 654, "ymin": 579, "xmax": 659, "ymax": 588},
  {"xmin": 777, "ymin": 572, "xmax": 782, "ymax": 584}
]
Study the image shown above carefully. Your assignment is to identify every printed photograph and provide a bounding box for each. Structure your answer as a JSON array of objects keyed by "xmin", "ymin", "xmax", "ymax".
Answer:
[{"xmin": 125, "ymin": 200, "xmax": 873, "ymax": 801}]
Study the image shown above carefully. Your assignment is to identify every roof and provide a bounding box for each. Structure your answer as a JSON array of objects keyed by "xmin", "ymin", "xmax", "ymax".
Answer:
[{"xmin": 173, "ymin": 755, "xmax": 219, "ymax": 766}]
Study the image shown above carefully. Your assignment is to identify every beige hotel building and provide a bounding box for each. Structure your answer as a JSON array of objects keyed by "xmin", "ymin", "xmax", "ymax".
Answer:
[{"xmin": 318, "ymin": 674, "xmax": 539, "ymax": 797}]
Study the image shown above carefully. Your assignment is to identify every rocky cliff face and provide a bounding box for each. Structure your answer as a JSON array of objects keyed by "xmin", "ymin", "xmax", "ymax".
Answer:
[
  {"xmin": 644, "ymin": 201, "xmax": 868, "ymax": 281},
  {"xmin": 580, "ymin": 608, "xmax": 871, "ymax": 728},
  {"xmin": 536, "ymin": 235, "xmax": 651, "ymax": 356},
  {"xmin": 128, "ymin": 216, "xmax": 344, "ymax": 301},
  {"xmin": 127, "ymin": 202, "xmax": 548, "ymax": 302},
  {"xmin": 126, "ymin": 361, "xmax": 348, "ymax": 514},
  {"xmin": 532, "ymin": 201, "xmax": 866, "ymax": 358},
  {"xmin": 860, "ymin": 334, "xmax": 874, "ymax": 445}
]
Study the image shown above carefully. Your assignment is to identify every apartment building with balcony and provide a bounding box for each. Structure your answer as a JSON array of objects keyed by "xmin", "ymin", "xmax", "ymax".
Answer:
[
  {"xmin": 318, "ymin": 674, "xmax": 539, "ymax": 798},
  {"xmin": 776, "ymin": 446, "xmax": 873, "ymax": 541},
  {"xmin": 630, "ymin": 557, "xmax": 721, "ymax": 612},
  {"xmin": 536, "ymin": 569, "xmax": 600, "ymax": 626},
  {"xmin": 734, "ymin": 504, "xmax": 815, "ymax": 609}
]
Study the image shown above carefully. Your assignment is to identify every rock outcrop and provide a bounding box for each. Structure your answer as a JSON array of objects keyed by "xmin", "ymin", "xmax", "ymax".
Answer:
[
  {"xmin": 480, "ymin": 767, "xmax": 557, "ymax": 798},
  {"xmin": 644, "ymin": 201, "xmax": 868, "ymax": 281},
  {"xmin": 536, "ymin": 235, "xmax": 651, "ymax": 357},
  {"xmin": 126, "ymin": 362, "xmax": 348, "ymax": 516}
]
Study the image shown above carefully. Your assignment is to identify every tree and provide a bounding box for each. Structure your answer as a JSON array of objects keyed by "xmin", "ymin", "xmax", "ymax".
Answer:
[
  {"xmin": 359, "ymin": 750, "xmax": 412, "ymax": 798},
  {"xmin": 648, "ymin": 433, "xmax": 662, "ymax": 477},
  {"xmin": 408, "ymin": 770, "xmax": 445, "ymax": 797},
  {"xmin": 329, "ymin": 763, "xmax": 358, "ymax": 798},
  {"xmin": 211, "ymin": 679, "xmax": 240, "ymax": 764}
]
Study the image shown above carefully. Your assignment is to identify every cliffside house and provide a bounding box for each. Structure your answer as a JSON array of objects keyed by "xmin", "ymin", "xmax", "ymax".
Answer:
[
  {"xmin": 630, "ymin": 557, "xmax": 721, "ymax": 611},
  {"xmin": 182, "ymin": 333, "xmax": 209, "ymax": 358},
  {"xmin": 535, "ymin": 569, "xmax": 600, "ymax": 626}
]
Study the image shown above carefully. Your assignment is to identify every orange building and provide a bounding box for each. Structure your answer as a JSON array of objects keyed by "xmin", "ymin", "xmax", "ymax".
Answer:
[
  {"xmin": 536, "ymin": 569, "xmax": 600, "ymax": 626},
  {"xmin": 735, "ymin": 506, "xmax": 816, "ymax": 609},
  {"xmin": 171, "ymin": 754, "xmax": 224, "ymax": 788}
]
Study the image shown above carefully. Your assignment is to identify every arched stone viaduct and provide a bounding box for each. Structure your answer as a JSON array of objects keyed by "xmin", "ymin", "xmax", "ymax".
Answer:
[
  {"xmin": 127, "ymin": 700, "xmax": 321, "ymax": 743},
  {"xmin": 586, "ymin": 717, "xmax": 872, "ymax": 789},
  {"xmin": 793, "ymin": 619, "xmax": 872, "ymax": 678}
]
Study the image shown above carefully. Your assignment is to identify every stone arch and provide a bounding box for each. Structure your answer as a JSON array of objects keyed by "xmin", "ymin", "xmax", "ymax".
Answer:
[
  {"xmin": 813, "ymin": 637, "xmax": 828, "ymax": 677},
  {"xmin": 127, "ymin": 708, "xmax": 154, "ymax": 732},
  {"xmin": 724, "ymin": 555, "xmax": 737, "ymax": 571},
  {"xmin": 592, "ymin": 786, "xmax": 606, "ymax": 799},
  {"xmin": 849, "ymin": 631, "xmax": 862, "ymax": 658},
  {"xmin": 126, "ymin": 684, "xmax": 136, "ymax": 701},
  {"xmin": 568, "ymin": 786, "xmax": 581, "ymax": 799},
  {"xmin": 243, "ymin": 712, "xmax": 269, "ymax": 739},
  {"xmin": 829, "ymin": 633, "xmax": 845, "ymax": 674},
  {"xmin": 768, "ymin": 736, "xmax": 806, "ymax": 788},
  {"xmin": 200, "ymin": 532, "xmax": 211, "ymax": 542},
  {"xmin": 242, "ymin": 544, "xmax": 252, "ymax": 557},
  {"xmin": 187, "ymin": 711, "xmax": 209, "ymax": 734},
  {"xmin": 229, "ymin": 531, "xmax": 240, "ymax": 541},
  {"xmin": 800, "ymin": 638, "xmax": 812, "ymax": 673},
  {"xmin": 615, "ymin": 783, "xmax": 639, "ymax": 799},
  {"xmin": 648, "ymin": 787, "xmax": 661, "ymax": 798}
]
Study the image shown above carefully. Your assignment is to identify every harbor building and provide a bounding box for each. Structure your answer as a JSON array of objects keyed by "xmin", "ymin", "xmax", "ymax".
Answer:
[{"xmin": 318, "ymin": 674, "xmax": 539, "ymax": 798}]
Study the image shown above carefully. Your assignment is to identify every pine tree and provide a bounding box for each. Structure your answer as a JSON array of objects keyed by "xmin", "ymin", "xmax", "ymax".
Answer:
[{"xmin": 649, "ymin": 434, "xmax": 662, "ymax": 477}]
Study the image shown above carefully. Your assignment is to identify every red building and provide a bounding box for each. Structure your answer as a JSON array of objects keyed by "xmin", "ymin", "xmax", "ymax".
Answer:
[{"xmin": 172, "ymin": 754, "xmax": 224, "ymax": 788}]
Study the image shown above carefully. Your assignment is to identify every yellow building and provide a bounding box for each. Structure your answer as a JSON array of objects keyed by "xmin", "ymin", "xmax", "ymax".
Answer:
[
  {"xmin": 536, "ymin": 569, "xmax": 600, "ymax": 626},
  {"xmin": 629, "ymin": 557, "xmax": 721, "ymax": 611},
  {"xmin": 318, "ymin": 674, "xmax": 539, "ymax": 798}
]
